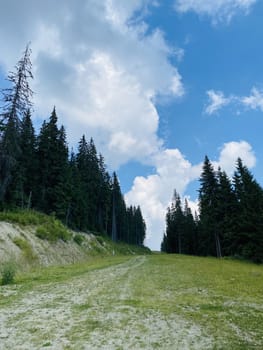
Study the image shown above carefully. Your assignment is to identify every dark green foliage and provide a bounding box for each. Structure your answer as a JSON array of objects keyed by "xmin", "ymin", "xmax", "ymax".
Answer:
[
  {"xmin": 13, "ymin": 237, "xmax": 36, "ymax": 261},
  {"xmin": 0, "ymin": 47, "xmax": 147, "ymax": 248},
  {"xmin": 197, "ymin": 156, "xmax": 263, "ymax": 262},
  {"xmin": 216, "ymin": 168, "xmax": 238, "ymax": 256},
  {"xmin": 73, "ymin": 136, "xmax": 102, "ymax": 230},
  {"xmin": 0, "ymin": 209, "xmax": 53, "ymax": 226},
  {"xmin": 35, "ymin": 108, "xmax": 70, "ymax": 219},
  {"xmin": 162, "ymin": 156, "xmax": 263, "ymax": 263},
  {"xmin": 198, "ymin": 156, "xmax": 221, "ymax": 257},
  {"xmin": 73, "ymin": 234, "xmax": 84, "ymax": 246},
  {"xmin": 233, "ymin": 158, "xmax": 263, "ymax": 262},
  {"xmin": 127, "ymin": 205, "xmax": 146, "ymax": 245},
  {"xmin": 17, "ymin": 109, "xmax": 36, "ymax": 209},
  {"xmin": 36, "ymin": 217, "xmax": 71, "ymax": 242},
  {"xmin": 161, "ymin": 191, "xmax": 197, "ymax": 254},
  {"xmin": 0, "ymin": 45, "xmax": 33, "ymax": 207},
  {"xmin": 1, "ymin": 261, "xmax": 16, "ymax": 285},
  {"xmin": 110, "ymin": 172, "xmax": 128, "ymax": 242}
]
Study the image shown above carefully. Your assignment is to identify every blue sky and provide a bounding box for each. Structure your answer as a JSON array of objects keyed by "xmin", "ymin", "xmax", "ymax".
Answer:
[{"xmin": 0, "ymin": 0, "xmax": 262, "ymax": 250}]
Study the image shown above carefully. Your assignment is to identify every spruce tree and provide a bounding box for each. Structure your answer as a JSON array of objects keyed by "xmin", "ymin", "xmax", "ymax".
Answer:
[
  {"xmin": 134, "ymin": 206, "xmax": 146, "ymax": 245},
  {"xmin": 18, "ymin": 109, "xmax": 36, "ymax": 208},
  {"xmin": 35, "ymin": 108, "xmax": 69, "ymax": 216},
  {"xmin": 97, "ymin": 154, "xmax": 111, "ymax": 233},
  {"xmin": 233, "ymin": 158, "xmax": 263, "ymax": 262},
  {"xmin": 163, "ymin": 190, "xmax": 185, "ymax": 254},
  {"xmin": 110, "ymin": 172, "xmax": 127, "ymax": 242},
  {"xmin": 183, "ymin": 198, "xmax": 197, "ymax": 255},
  {"xmin": 198, "ymin": 156, "xmax": 221, "ymax": 257},
  {"xmin": 216, "ymin": 168, "xmax": 237, "ymax": 256},
  {"xmin": 0, "ymin": 44, "xmax": 33, "ymax": 206}
]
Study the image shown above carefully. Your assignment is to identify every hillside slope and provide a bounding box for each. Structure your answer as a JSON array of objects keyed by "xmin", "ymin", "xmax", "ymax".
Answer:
[{"xmin": 0, "ymin": 216, "xmax": 149, "ymax": 269}]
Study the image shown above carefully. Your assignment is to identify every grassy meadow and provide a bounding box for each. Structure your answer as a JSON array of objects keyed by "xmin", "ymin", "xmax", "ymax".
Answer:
[{"xmin": 0, "ymin": 254, "xmax": 262, "ymax": 349}]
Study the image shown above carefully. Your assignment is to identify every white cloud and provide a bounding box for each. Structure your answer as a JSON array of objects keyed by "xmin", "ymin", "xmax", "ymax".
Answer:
[
  {"xmin": 204, "ymin": 87, "xmax": 263, "ymax": 115},
  {"xmin": 174, "ymin": 0, "xmax": 257, "ymax": 24},
  {"xmin": 0, "ymin": 0, "xmax": 183, "ymax": 169},
  {"xmin": 126, "ymin": 140, "xmax": 256, "ymax": 250},
  {"xmin": 0, "ymin": 0, "xmax": 187, "ymax": 250},
  {"xmin": 125, "ymin": 148, "xmax": 202, "ymax": 250},
  {"xmin": 217, "ymin": 140, "xmax": 256, "ymax": 174},
  {"xmin": 241, "ymin": 87, "xmax": 263, "ymax": 111},
  {"xmin": 205, "ymin": 90, "xmax": 232, "ymax": 115}
]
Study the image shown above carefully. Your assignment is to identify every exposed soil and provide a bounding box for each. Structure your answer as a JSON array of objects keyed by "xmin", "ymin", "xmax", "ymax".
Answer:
[{"xmin": 0, "ymin": 256, "xmax": 213, "ymax": 349}]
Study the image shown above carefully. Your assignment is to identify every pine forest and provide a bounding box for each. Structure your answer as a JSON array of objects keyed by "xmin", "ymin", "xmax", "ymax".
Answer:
[
  {"xmin": 1, "ymin": 46, "xmax": 263, "ymax": 263},
  {"xmin": 161, "ymin": 156, "xmax": 263, "ymax": 263},
  {"xmin": 0, "ymin": 46, "xmax": 146, "ymax": 247}
]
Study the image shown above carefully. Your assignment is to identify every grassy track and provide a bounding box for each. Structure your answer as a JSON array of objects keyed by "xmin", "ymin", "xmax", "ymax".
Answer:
[{"xmin": 0, "ymin": 254, "xmax": 262, "ymax": 349}]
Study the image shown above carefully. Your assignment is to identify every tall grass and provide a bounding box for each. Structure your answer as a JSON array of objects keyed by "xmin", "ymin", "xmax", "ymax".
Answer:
[
  {"xmin": 0, "ymin": 209, "xmax": 51, "ymax": 226},
  {"xmin": 0, "ymin": 209, "xmax": 71, "ymax": 242}
]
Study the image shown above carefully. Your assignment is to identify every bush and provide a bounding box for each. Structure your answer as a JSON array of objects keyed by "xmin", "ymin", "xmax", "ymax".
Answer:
[
  {"xmin": 0, "ymin": 209, "xmax": 49, "ymax": 226},
  {"xmin": 36, "ymin": 219, "xmax": 71, "ymax": 242},
  {"xmin": 96, "ymin": 236, "xmax": 104, "ymax": 245},
  {"xmin": 13, "ymin": 237, "xmax": 37, "ymax": 262},
  {"xmin": 73, "ymin": 234, "xmax": 84, "ymax": 246},
  {"xmin": 1, "ymin": 261, "xmax": 16, "ymax": 285}
]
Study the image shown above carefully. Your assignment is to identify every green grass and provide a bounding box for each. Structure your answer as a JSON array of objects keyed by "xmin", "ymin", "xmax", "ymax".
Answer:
[
  {"xmin": 96, "ymin": 234, "xmax": 151, "ymax": 256},
  {"xmin": 0, "ymin": 209, "xmax": 51, "ymax": 226},
  {"xmin": 0, "ymin": 209, "xmax": 72, "ymax": 242},
  {"xmin": 0, "ymin": 260, "xmax": 17, "ymax": 285},
  {"xmin": 16, "ymin": 255, "xmax": 131, "ymax": 288},
  {"xmin": 12, "ymin": 237, "xmax": 37, "ymax": 262},
  {"xmin": 0, "ymin": 250, "xmax": 262, "ymax": 348},
  {"xmin": 70, "ymin": 254, "xmax": 263, "ymax": 348},
  {"xmin": 130, "ymin": 254, "xmax": 263, "ymax": 348},
  {"xmin": 35, "ymin": 220, "xmax": 71, "ymax": 242}
]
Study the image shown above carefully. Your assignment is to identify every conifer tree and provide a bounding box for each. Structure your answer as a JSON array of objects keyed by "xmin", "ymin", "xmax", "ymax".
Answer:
[
  {"xmin": 0, "ymin": 44, "xmax": 33, "ymax": 205},
  {"xmin": 233, "ymin": 158, "xmax": 263, "ymax": 262},
  {"xmin": 162, "ymin": 190, "xmax": 186, "ymax": 253},
  {"xmin": 110, "ymin": 172, "xmax": 127, "ymax": 242},
  {"xmin": 0, "ymin": 47, "xmax": 149, "ymax": 246},
  {"xmin": 198, "ymin": 156, "xmax": 221, "ymax": 257},
  {"xmin": 35, "ymin": 108, "xmax": 69, "ymax": 216},
  {"xmin": 18, "ymin": 109, "xmax": 36, "ymax": 208},
  {"xmin": 183, "ymin": 198, "xmax": 197, "ymax": 255},
  {"xmin": 97, "ymin": 154, "xmax": 111, "ymax": 233},
  {"xmin": 216, "ymin": 168, "xmax": 237, "ymax": 256},
  {"xmin": 134, "ymin": 206, "xmax": 146, "ymax": 245}
]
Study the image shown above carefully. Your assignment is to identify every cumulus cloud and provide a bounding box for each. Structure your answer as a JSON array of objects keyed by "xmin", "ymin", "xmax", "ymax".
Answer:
[
  {"xmin": 126, "ymin": 140, "xmax": 256, "ymax": 250},
  {"xmin": 174, "ymin": 0, "xmax": 257, "ymax": 24},
  {"xmin": 217, "ymin": 140, "xmax": 256, "ymax": 174},
  {"xmin": 205, "ymin": 90, "xmax": 232, "ymax": 115},
  {"xmin": 0, "ymin": 0, "xmax": 183, "ymax": 168},
  {"xmin": 0, "ymin": 0, "xmax": 187, "ymax": 249},
  {"xmin": 125, "ymin": 148, "xmax": 202, "ymax": 250}
]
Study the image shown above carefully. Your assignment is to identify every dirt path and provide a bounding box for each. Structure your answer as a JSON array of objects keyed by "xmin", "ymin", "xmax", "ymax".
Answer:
[{"xmin": 0, "ymin": 256, "xmax": 212, "ymax": 349}]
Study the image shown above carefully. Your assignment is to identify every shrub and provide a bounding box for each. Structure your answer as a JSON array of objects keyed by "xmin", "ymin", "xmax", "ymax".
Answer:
[
  {"xmin": 36, "ymin": 219, "xmax": 71, "ymax": 242},
  {"xmin": 1, "ymin": 261, "xmax": 16, "ymax": 285},
  {"xmin": 73, "ymin": 234, "xmax": 84, "ymax": 246},
  {"xmin": 13, "ymin": 237, "xmax": 37, "ymax": 262},
  {"xmin": 96, "ymin": 236, "xmax": 104, "ymax": 245},
  {"xmin": 0, "ymin": 209, "xmax": 49, "ymax": 226}
]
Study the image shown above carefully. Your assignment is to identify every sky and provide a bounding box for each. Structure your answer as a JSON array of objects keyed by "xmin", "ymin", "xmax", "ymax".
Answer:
[{"xmin": 0, "ymin": 0, "xmax": 263, "ymax": 250}]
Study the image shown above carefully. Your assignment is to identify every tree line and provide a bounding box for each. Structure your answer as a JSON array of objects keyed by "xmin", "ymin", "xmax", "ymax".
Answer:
[
  {"xmin": 161, "ymin": 156, "xmax": 263, "ymax": 263},
  {"xmin": 0, "ymin": 46, "xmax": 146, "ymax": 246}
]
